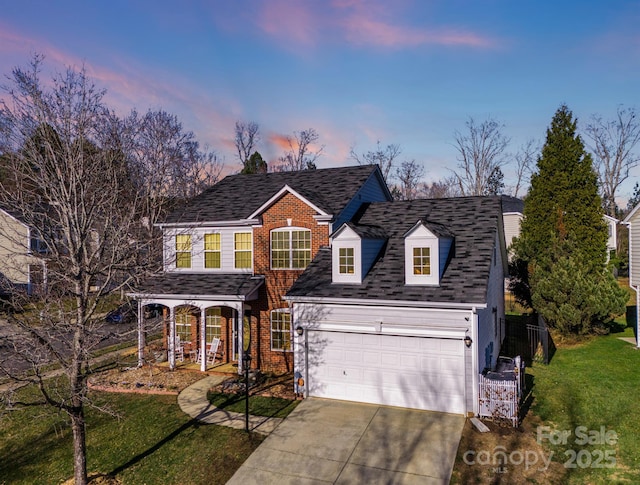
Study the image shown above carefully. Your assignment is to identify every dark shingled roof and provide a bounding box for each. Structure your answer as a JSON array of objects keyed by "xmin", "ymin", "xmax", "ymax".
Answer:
[
  {"xmin": 342, "ymin": 222, "xmax": 388, "ymax": 240},
  {"xmin": 286, "ymin": 196, "xmax": 503, "ymax": 305},
  {"xmin": 132, "ymin": 273, "xmax": 264, "ymax": 299},
  {"xmin": 163, "ymin": 165, "xmax": 382, "ymax": 224},
  {"xmin": 501, "ymin": 195, "xmax": 524, "ymax": 214}
]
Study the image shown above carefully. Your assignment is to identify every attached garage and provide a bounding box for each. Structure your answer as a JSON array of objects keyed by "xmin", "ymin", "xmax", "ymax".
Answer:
[{"xmin": 305, "ymin": 330, "xmax": 467, "ymax": 414}]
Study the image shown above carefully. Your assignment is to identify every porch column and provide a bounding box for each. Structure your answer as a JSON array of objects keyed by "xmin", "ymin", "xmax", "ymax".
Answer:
[
  {"xmin": 137, "ymin": 300, "xmax": 145, "ymax": 367},
  {"xmin": 169, "ymin": 306, "xmax": 176, "ymax": 370},
  {"xmin": 200, "ymin": 307, "xmax": 207, "ymax": 372},
  {"xmin": 238, "ymin": 306, "xmax": 245, "ymax": 373}
]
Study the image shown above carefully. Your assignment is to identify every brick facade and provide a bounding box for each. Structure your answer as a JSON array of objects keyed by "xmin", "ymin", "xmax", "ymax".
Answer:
[{"xmin": 251, "ymin": 192, "xmax": 330, "ymax": 373}]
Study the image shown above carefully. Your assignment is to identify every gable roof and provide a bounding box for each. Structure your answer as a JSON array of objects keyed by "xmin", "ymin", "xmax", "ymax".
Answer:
[
  {"xmin": 286, "ymin": 196, "xmax": 505, "ymax": 306},
  {"xmin": 161, "ymin": 165, "xmax": 387, "ymax": 225}
]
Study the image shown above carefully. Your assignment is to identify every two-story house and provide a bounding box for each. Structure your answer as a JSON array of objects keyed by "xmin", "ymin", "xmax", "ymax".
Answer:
[
  {"xmin": 0, "ymin": 206, "xmax": 48, "ymax": 295},
  {"xmin": 129, "ymin": 165, "xmax": 391, "ymax": 373}
]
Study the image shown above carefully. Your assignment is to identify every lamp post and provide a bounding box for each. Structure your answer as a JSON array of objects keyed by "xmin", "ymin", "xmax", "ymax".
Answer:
[{"xmin": 242, "ymin": 350, "xmax": 251, "ymax": 432}]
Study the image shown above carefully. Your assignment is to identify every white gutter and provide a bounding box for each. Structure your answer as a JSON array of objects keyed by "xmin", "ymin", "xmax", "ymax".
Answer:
[
  {"xmin": 156, "ymin": 219, "xmax": 260, "ymax": 228},
  {"xmin": 283, "ymin": 295, "xmax": 487, "ymax": 310}
]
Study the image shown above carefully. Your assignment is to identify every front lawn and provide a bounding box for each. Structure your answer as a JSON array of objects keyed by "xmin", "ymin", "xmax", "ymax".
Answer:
[
  {"xmin": 208, "ymin": 391, "xmax": 299, "ymax": 418},
  {"xmin": 0, "ymin": 385, "xmax": 263, "ymax": 484}
]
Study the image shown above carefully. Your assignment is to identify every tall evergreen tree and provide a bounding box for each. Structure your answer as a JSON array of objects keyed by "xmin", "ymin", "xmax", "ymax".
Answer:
[{"xmin": 511, "ymin": 105, "xmax": 626, "ymax": 333}]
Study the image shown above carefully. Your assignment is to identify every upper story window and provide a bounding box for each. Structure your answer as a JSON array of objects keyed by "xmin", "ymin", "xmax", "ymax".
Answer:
[
  {"xmin": 412, "ymin": 247, "xmax": 431, "ymax": 275},
  {"xmin": 175, "ymin": 234, "xmax": 192, "ymax": 268},
  {"xmin": 234, "ymin": 232, "xmax": 252, "ymax": 269},
  {"xmin": 204, "ymin": 233, "xmax": 221, "ymax": 269},
  {"xmin": 339, "ymin": 247, "xmax": 355, "ymax": 274},
  {"xmin": 271, "ymin": 229, "xmax": 311, "ymax": 269}
]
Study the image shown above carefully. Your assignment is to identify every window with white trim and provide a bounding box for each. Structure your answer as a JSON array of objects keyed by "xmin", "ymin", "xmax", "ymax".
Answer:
[
  {"xmin": 339, "ymin": 247, "xmax": 355, "ymax": 274},
  {"xmin": 175, "ymin": 312, "xmax": 192, "ymax": 343},
  {"xmin": 206, "ymin": 308, "xmax": 222, "ymax": 342},
  {"xmin": 271, "ymin": 228, "xmax": 311, "ymax": 269},
  {"xmin": 270, "ymin": 309, "xmax": 292, "ymax": 351},
  {"xmin": 175, "ymin": 234, "xmax": 192, "ymax": 269},
  {"xmin": 234, "ymin": 232, "xmax": 252, "ymax": 269},
  {"xmin": 412, "ymin": 247, "xmax": 431, "ymax": 275},
  {"xmin": 204, "ymin": 233, "xmax": 221, "ymax": 269}
]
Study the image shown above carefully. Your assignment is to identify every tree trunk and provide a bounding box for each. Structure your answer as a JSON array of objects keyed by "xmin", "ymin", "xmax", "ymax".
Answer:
[{"xmin": 71, "ymin": 404, "xmax": 88, "ymax": 485}]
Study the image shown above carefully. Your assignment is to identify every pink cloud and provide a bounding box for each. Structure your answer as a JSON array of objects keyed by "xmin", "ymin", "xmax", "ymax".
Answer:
[{"xmin": 253, "ymin": 0, "xmax": 494, "ymax": 50}]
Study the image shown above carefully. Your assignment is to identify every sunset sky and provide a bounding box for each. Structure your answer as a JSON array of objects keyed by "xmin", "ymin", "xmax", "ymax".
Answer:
[{"xmin": 1, "ymin": 0, "xmax": 639, "ymax": 199}]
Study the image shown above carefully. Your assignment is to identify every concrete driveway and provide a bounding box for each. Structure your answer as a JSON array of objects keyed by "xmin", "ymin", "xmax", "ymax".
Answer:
[{"xmin": 226, "ymin": 398, "xmax": 465, "ymax": 484}]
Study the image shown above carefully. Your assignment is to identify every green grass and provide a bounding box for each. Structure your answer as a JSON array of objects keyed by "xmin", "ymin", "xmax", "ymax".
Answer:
[
  {"xmin": 530, "ymin": 327, "xmax": 640, "ymax": 484},
  {"xmin": 0, "ymin": 385, "xmax": 263, "ymax": 484},
  {"xmin": 208, "ymin": 391, "xmax": 299, "ymax": 419}
]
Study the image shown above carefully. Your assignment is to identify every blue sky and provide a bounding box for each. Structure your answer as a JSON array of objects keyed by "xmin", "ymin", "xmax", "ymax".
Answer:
[{"xmin": 1, "ymin": 0, "xmax": 639, "ymax": 199}]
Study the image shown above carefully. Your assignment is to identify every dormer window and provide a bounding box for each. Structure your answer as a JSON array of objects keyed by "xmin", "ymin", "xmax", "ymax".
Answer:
[
  {"xmin": 412, "ymin": 247, "xmax": 431, "ymax": 275},
  {"xmin": 404, "ymin": 221, "xmax": 452, "ymax": 286},
  {"xmin": 339, "ymin": 247, "xmax": 355, "ymax": 274}
]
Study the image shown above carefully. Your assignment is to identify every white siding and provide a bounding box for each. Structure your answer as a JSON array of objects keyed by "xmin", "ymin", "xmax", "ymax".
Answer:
[
  {"xmin": 163, "ymin": 226, "xmax": 253, "ymax": 273},
  {"xmin": 476, "ymin": 233, "xmax": 506, "ymax": 373},
  {"xmin": 502, "ymin": 213, "xmax": 523, "ymax": 255},
  {"xmin": 629, "ymin": 210, "xmax": 640, "ymax": 286},
  {"xmin": 0, "ymin": 210, "xmax": 32, "ymax": 286}
]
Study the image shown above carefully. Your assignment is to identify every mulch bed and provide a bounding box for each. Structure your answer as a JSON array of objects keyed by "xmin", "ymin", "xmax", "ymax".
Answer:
[{"xmin": 88, "ymin": 366, "xmax": 205, "ymax": 395}]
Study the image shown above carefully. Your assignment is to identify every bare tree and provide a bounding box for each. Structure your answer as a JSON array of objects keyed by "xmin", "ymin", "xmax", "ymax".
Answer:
[
  {"xmin": 392, "ymin": 160, "xmax": 425, "ymax": 200},
  {"xmin": 585, "ymin": 106, "xmax": 640, "ymax": 216},
  {"xmin": 118, "ymin": 109, "xmax": 223, "ymax": 273},
  {"xmin": 275, "ymin": 128, "xmax": 323, "ymax": 171},
  {"xmin": 511, "ymin": 139, "xmax": 537, "ymax": 198},
  {"xmin": 420, "ymin": 176, "xmax": 460, "ymax": 198},
  {"xmin": 234, "ymin": 120, "xmax": 260, "ymax": 167},
  {"xmin": 451, "ymin": 117, "xmax": 510, "ymax": 196},
  {"xmin": 0, "ymin": 56, "xmax": 147, "ymax": 485},
  {"xmin": 350, "ymin": 140, "xmax": 401, "ymax": 182}
]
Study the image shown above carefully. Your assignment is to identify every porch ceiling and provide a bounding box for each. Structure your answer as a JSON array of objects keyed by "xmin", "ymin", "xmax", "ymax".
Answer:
[{"xmin": 129, "ymin": 273, "xmax": 264, "ymax": 301}]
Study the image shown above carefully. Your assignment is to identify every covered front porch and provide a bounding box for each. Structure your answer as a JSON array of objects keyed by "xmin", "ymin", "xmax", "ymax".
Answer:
[{"xmin": 128, "ymin": 273, "xmax": 264, "ymax": 374}]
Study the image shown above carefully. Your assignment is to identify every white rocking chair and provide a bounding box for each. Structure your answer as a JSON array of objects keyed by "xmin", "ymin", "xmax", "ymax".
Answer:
[
  {"xmin": 173, "ymin": 336, "xmax": 185, "ymax": 363},
  {"xmin": 206, "ymin": 337, "xmax": 221, "ymax": 366}
]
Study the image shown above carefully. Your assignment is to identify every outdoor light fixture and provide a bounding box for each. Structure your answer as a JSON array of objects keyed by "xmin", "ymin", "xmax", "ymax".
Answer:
[
  {"xmin": 296, "ymin": 326, "xmax": 304, "ymax": 336},
  {"xmin": 464, "ymin": 336, "xmax": 472, "ymax": 348}
]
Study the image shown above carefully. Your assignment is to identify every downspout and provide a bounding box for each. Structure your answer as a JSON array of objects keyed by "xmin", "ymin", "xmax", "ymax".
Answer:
[
  {"xmin": 635, "ymin": 287, "xmax": 640, "ymax": 349},
  {"xmin": 471, "ymin": 306, "xmax": 479, "ymax": 416}
]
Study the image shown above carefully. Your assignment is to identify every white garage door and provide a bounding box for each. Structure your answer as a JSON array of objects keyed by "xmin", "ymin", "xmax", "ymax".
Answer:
[{"xmin": 306, "ymin": 331, "xmax": 466, "ymax": 414}]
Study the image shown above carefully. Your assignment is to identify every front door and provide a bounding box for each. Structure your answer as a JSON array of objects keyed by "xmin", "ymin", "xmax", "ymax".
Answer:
[{"xmin": 232, "ymin": 314, "xmax": 239, "ymax": 361}]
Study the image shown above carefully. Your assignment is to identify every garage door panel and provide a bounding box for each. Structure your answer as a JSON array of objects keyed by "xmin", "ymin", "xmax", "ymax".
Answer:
[{"xmin": 306, "ymin": 331, "xmax": 466, "ymax": 414}]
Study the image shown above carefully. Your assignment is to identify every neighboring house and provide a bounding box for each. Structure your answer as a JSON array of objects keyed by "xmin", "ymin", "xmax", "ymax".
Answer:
[
  {"xmin": 604, "ymin": 214, "xmax": 618, "ymax": 256},
  {"xmin": 128, "ymin": 165, "xmax": 392, "ymax": 373},
  {"xmin": 0, "ymin": 207, "xmax": 47, "ymax": 295},
  {"xmin": 501, "ymin": 196, "xmax": 617, "ymax": 259},
  {"xmin": 501, "ymin": 195, "xmax": 524, "ymax": 258},
  {"xmin": 286, "ymin": 196, "xmax": 508, "ymax": 416},
  {"xmin": 622, "ymin": 206, "xmax": 640, "ymax": 348}
]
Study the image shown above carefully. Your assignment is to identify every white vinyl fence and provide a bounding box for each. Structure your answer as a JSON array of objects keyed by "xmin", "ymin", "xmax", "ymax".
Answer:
[{"xmin": 478, "ymin": 356, "xmax": 525, "ymax": 427}]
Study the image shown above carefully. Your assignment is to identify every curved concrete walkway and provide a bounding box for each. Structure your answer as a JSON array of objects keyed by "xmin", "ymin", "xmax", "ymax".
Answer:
[{"xmin": 177, "ymin": 375, "xmax": 284, "ymax": 435}]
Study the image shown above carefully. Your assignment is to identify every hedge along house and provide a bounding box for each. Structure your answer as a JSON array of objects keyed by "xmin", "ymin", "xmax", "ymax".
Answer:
[
  {"xmin": 128, "ymin": 165, "xmax": 392, "ymax": 372},
  {"xmin": 285, "ymin": 197, "xmax": 508, "ymax": 415}
]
